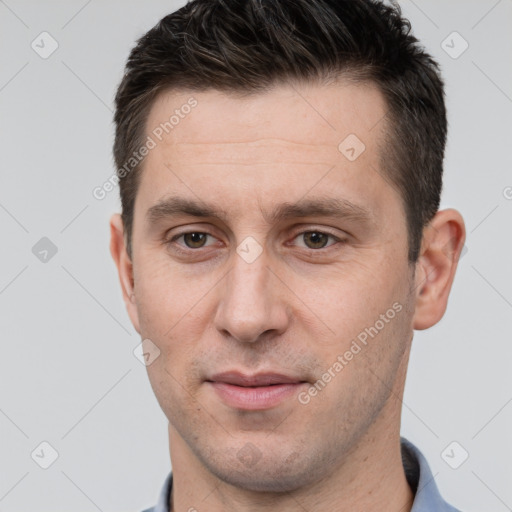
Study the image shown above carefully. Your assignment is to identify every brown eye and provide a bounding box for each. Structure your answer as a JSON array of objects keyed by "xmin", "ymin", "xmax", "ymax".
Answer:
[
  {"xmin": 183, "ymin": 232, "xmax": 208, "ymax": 248},
  {"xmin": 302, "ymin": 231, "xmax": 330, "ymax": 249}
]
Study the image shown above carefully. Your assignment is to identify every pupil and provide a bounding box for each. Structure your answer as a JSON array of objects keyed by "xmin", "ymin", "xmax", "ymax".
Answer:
[
  {"xmin": 306, "ymin": 232, "xmax": 327, "ymax": 248},
  {"xmin": 185, "ymin": 233, "xmax": 206, "ymax": 247}
]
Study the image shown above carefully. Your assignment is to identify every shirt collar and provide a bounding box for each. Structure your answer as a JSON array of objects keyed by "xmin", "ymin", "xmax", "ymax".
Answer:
[
  {"xmin": 147, "ymin": 437, "xmax": 460, "ymax": 512},
  {"xmin": 401, "ymin": 437, "xmax": 461, "ymax": 511}
]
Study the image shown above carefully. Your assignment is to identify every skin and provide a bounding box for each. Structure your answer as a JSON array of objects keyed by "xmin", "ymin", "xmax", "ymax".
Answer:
[{"xmin": 110, "ymin": 80, "xmax": 466, "ymax": 512}]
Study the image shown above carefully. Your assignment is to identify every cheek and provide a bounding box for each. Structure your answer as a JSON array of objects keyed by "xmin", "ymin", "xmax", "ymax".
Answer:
[
  {"xmin": 133, "ymin": 252, "xmax": 193, "ymax": 334},
  {"xmin": 302, "ymin": 285, "xmax": 413, "ymax": 422},
  {"xmin": 133, "ymin": 255, "xmax": 215, "ymax": 372},
  {"xmin": 135, "ymin": 264, "xmax": 207, "ymax": 419},
  {"xmin": 294, "ymin": 259, "xmax": 405, "ymax": 347}
]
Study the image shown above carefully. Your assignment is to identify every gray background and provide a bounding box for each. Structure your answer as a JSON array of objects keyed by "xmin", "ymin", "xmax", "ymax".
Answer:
[{"xmin": 1, "ymin": 0, "xmax": 511, "ymax": 510}]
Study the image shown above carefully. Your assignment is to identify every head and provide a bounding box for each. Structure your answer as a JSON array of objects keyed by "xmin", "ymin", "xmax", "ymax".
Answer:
[{"xmin": 110, "ymin": 0, "xmax": 465, "ymax": 494}]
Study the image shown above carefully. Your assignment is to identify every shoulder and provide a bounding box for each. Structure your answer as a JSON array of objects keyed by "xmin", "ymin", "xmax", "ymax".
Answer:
[
  {"xmin": 401, "ymin": 437, "xmax": 463, "ymax": 512},
  {"xmin": 139, "ymin": 472, "xmax": 173, "ymax": 512}
]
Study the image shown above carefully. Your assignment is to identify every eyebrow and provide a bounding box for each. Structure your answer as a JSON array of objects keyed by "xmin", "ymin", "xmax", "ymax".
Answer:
[{"xmin": 146, "ymin": 195, "xmax": 374, "ymax": 226}]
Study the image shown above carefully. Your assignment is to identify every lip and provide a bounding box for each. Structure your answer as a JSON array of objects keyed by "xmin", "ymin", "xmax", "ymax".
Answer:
[{"xmin": 206, "ymin": 371, "xmax": 308, "ymax": 410}]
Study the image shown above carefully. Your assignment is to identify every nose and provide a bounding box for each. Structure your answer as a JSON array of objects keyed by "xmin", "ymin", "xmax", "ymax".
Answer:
[{"xmin": 213, "ymin": 248, "xmax": 290, "ymax": 344}]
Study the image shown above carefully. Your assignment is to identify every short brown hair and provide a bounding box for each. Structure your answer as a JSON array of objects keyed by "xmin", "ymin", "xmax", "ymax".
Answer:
[{"xmin": 113, "ymin": 0, "xmax": 446, "ymax": 262}]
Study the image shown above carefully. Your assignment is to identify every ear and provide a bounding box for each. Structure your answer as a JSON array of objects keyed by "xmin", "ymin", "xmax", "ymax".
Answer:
[
  {"xmin": 109, "ymin": 213, "xmax": 141, "ymax": 334},
  {"xmin": 412, "ymin": 208, "xmax": 466, "ymax": 330}
]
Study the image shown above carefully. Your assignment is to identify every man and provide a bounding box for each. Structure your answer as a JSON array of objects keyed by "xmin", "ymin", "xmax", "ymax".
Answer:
[{"xmin": 110, "ymin": 0, "xmax": 465, "ymax": 510}]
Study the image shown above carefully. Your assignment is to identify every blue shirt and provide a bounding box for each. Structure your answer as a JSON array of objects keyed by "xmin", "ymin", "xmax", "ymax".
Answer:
[{"xmin": 142, "ymin": 437, "xmax": 461, "ymax": 512}]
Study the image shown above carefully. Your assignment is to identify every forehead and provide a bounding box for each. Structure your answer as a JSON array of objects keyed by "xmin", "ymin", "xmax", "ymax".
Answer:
[
  {"xmin": 136, "ymin": 81, "xmax": 399, "ymax": 226},
  {"xmin": 145, "ymin": 80, "xmax": 387, "ymax": 149}
]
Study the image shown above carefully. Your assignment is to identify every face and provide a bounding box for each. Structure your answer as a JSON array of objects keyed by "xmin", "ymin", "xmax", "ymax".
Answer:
[{"xmin": 123, "ymin": 81, "xmax": 419, "ymax": 491}]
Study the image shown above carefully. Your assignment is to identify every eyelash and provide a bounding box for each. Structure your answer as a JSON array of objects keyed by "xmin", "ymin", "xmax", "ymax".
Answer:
[{"xmin": 166, "ymin": 229, "xmax": 346, "ymax": 254}]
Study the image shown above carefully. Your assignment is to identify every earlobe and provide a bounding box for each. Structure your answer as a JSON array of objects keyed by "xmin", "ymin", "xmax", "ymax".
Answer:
[
  {"xmin": 109, "ymin": 213, "xmax": 141, "ymax": 334},
  {"xmin": 412, "ymin": 209, "xmax": 466, "ymax": 331}
]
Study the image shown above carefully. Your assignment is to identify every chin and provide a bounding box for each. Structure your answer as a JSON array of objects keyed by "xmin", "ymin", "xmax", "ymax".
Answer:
[
  {"xmin": 200, "ymin": 449, "xmax": 321, "ymax": 493},
  {"xmin": 215, "ymin": 468, "xmax": 310, "ymax": 493}
]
